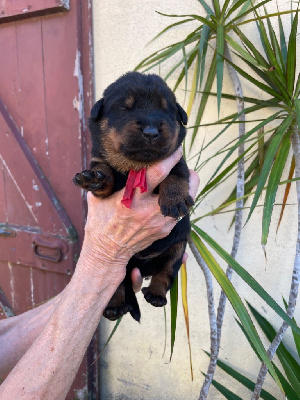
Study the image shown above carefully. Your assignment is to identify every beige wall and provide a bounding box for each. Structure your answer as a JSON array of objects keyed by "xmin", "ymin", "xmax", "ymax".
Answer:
[{"xmin": 92, "ymin": 1, "xmax": 298, "ymax": 399}]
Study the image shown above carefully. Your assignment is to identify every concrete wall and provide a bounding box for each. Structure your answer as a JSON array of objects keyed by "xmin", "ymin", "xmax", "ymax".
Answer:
[{"xmin": 92, "ymin": 1, "xmax": 299, "ymax": 399}]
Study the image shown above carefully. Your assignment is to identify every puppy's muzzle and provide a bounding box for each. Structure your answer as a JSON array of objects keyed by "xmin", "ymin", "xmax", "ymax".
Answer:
[{"xmin": 142, "ymin": 126, "xmax": 159, "ymax": 143}]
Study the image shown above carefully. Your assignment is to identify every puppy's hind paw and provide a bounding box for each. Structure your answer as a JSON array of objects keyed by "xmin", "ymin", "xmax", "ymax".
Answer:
[
  {"xmin": 142, "ymin": 287, "xmax": 167, "ymax": 307},
  {"xmin": 103, "ymin": 304, "xmax": 132, "ymax": 321}
]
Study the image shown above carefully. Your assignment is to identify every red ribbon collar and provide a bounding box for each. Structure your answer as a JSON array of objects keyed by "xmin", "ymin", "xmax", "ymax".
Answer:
[{"xmin": 121, "ymin": 168, "xmax": 148, "ymax": 208}]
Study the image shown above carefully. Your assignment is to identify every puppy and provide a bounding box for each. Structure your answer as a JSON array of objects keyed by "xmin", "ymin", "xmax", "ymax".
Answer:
[{"xmin": 73, "ymin": 72, "xmax": 193, "ymax": 322}]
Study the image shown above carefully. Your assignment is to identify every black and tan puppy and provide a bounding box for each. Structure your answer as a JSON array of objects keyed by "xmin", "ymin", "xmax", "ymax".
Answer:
[{"xmin": 73, "ymin": 72, "xmax": 193, "ymax": 322}]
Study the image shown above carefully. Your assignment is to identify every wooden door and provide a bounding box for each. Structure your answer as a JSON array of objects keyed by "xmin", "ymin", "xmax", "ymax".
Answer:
[{"xmin": 0, "ymin": 0, "xmax": 98, "ymax": 398}]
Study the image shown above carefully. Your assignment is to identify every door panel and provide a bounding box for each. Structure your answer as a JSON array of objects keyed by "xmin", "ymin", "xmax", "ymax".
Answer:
[
  {"xmin": 16, "ymin": 18, "xmax": 51, "ymax": 177},
  {"xmin": 0, "ymin": 0, "xmax": 97, "ymax": 397}
]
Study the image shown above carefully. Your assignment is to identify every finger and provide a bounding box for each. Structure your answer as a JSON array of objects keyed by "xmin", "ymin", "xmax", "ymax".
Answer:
[
  {"xmin": 189, "ymin": 170, "xmax": 200, "ymax": 200},
  {"xmin": 145, "ymin": 147, "xmax": 183, "ymax": 193},
  {"xmin": 131, "ymin": 268, "xmax": 143, "ymax": 293},
  {"xmin": 182, "ymin": 252, "xmax": 188, "ymax": 264}
]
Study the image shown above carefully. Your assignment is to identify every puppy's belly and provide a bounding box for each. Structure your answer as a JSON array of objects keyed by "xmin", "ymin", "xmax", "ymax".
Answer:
[
  {"xmin": 134, "ymin": 215, "xmax": 190, "ymax": 259},
  {"xmin": 127, "ymin": 216, "xmax": 190, "ymax": 280}
]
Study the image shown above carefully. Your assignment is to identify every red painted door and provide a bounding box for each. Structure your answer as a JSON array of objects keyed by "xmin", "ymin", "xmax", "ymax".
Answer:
[{"xmin": 0, "ymin": 0, "xmax": 98, "ymax": 398}]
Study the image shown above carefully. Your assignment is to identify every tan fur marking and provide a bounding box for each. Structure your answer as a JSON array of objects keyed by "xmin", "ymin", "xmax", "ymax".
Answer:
[
  {"xmin": 125, "ymin": 95, "xmax": 135, "ymax": 108},
  {"xmin": 161, "ymin": 97, "xmax": 168, "ymax": 110},
  {"xmin": 99, "ymin": 119, "xmax": 180, "ymax": 174},
  {"xmin": 91, "ymin": 157, "xmax": 103, "ymax": 163},
  {"xmin": 102, "ymin": 122, "xmax": 156, "ymax": 173},
  {"xmin": 161, "ymin": 121, "xmax": 180, "ymax": 154},
  {"xmin": 90, "ymin": 163, "xmax": 114, "ymax": 198},
  {"xmin": 102, "ymin": 148, "xmax": 148, "ymax": 173},
  {"xmin": 100, "ymin": 118, "xmax": 109, "ymax": 131}
]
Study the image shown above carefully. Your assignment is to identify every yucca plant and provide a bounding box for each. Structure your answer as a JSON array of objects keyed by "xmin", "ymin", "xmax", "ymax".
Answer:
[
  {"xmin": 136, "ymin": 0, "xmax": 300, "ymax": 399},
  {"xmin": 193, "ymin": 5, "xmax": 300, "ymax": 398},
  {"xmin": 210, "ymin": 302, "xmax": 300, "ymax": 399},
  {"xmin": 197, "ymin": 7, "xmax": 300, "ymax": 246}
]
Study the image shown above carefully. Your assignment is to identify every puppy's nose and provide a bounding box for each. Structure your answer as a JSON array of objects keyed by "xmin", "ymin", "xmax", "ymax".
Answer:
[{"xmin": 142, "ymin": 126, "xmax": 159, "ymax": 143}]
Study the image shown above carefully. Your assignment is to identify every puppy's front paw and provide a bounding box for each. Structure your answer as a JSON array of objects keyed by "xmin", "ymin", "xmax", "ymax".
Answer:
[
  {"xmin": 159, "ymin": 194, "xmax": 194, "ymax": 219},
  {"xmin": 142, "ymin": 287, "xmax": 167, "ymax": 307},
  {"xmin": 73, "ymin": 170, "xmax": 111, "ymax": 193}
]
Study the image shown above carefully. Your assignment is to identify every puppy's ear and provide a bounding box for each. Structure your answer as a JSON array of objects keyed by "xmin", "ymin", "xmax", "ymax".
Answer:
[
  {"xmin": 91, "ymin": 98, "xmax": 104, "ymax": 122},
  {"xmin": 176, "ymin": 103, "xmax": 188, "ymax": 125}
]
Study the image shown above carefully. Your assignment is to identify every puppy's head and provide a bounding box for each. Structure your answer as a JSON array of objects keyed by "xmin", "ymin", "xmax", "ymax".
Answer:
[{"xmin": 89, "ymin": 72, "xmax": 187, "ymax": 172}]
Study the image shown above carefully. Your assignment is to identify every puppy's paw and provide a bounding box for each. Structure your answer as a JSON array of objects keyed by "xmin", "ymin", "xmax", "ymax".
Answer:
[
  {"xmin": 159, "ymin": 194, "xmax": 194, "ymax": 219},
  {"xmin": 73, "ymin": 170, "xmax": 111, "ymax": 193},
  {"xmin": 103, "ymin": 303, "xmax": 132, "ymax": 321},
  {"xmin": 142, "ymin": 287, "xmax": 167, "ymax": 307}
]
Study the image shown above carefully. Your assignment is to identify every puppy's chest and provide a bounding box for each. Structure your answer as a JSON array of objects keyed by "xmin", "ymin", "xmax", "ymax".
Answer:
[
  {"xmin": 111, "ymin": 168, "xmax": 159, "ymax": 194},
  {"xmin": 112, "ymin": 169, "xmax": 129, "ymax": 193}
]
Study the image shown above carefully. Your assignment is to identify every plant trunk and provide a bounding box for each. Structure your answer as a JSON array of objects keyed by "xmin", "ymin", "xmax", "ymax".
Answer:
[
  {"xmin": 187, "ymin": 235, "xmax": 218, "ymax": 400},
  {"xmin": 215, "ymin": 44, "xmax": 245, "ymax": 344},
  {"xmin": 252, "ymin": 122, "xmax": 300, "ymax": 399},
  {"xmin": 196, "ymin": 44, "xmax": 245, "ymax": 399}
]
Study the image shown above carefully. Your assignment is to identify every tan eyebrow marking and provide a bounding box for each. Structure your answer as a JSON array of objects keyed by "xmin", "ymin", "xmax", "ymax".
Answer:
[
  {"xmin": 161, "ymin": 98, "xmax": 168, "ymax": 109},
  {"xmin": 125, "ymin": 95, "xmax": 135, "ymax": 108}
]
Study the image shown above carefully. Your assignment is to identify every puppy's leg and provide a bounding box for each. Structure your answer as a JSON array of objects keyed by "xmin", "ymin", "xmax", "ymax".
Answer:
[
  {"xmin": 73, "ymin": 158, "xmax": 114, "ymax": 198},
  {"xmin": 103, "ymin": 273, "xmax": 141, "ymax": 322},
  {"xmin": 103, "ymin": 282, "xmax": 131, "ymax": 321},
  {"xmin": 159, "ymin": 157, "xmax": 194, "ymax": 219},
  {"xmin": 142, "ymin": 241, "xmax": 186, "ymax": 307}
]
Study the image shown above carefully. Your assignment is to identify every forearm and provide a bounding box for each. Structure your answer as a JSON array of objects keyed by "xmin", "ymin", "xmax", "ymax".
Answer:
[
  {"xmin": 0, "ymin": 250, "xmax": 126, "ymax": 400},
  {"xmin": 0, "ymin": 293, "xmax": 63, "ymax": 378}
]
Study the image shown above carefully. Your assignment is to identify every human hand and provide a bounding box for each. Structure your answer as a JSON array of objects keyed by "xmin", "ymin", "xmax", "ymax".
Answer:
[{"xmin": 81, "ymin": 148, "xmax": 199, "ymax": 282}]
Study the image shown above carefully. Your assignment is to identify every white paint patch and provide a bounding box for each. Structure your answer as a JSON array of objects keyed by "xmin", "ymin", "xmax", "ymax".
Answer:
[
  {"xmin": 32, "ymin": 180, "xmax": 39, "ymax": 191},
  {"xmin": 61, "ymin": 0, "xmax": 70, "ymax": 9},
  {"xmin": 73, "ymin": 49, "xmax": 85, "ymax": 138},
  {"xmin": 23, "ymin": 8, "xmax": 29, "ymax": 12},
  {"xmin": 0, "ymin": 153, "xmax": 38, "ymax": 223},
  {"xmin": 73, "ymin": 96, "xmax": 80, "ymax": 110},
  {"xmin": 20, "ymin": 126, "xmax": 24, "ymax": 137},
  {"xmin": 35, "ymin": 202, "xmax": 42, "ymax": 207},
  {"xmin": 8, "ymin": 263, "xmax": 15, "ymax": 309},
  {"xmin": 74, "ymin": 384, "xmax": 88, "ymax": 400},
  {"xmin": 30, "ymin": 268, "xmax": 35, "ymax": 306}
]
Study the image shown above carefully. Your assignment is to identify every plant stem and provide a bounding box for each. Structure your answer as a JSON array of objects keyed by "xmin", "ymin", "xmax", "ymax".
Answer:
[
  {"xmin": 187, "ymin": 235, "xmax": 217, "ymax": 400},
  {"xmin": 216, "ymin": 44, "xmax": 245, "ymax": 341},
  {"xmin": 197, "ymin": 44, "xmax": 245, "ymax": 399},
  {"xmin": 251, "ymin": 122, "xmax": 300, "ymax": 400}
]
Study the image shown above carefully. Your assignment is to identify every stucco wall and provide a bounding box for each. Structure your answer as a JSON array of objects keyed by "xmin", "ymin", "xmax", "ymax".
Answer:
[{"xmin": 92, "ymin": 1, "xmax": 299, "ymax": 399}]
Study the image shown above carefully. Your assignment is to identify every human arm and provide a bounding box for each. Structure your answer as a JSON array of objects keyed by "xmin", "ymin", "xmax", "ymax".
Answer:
[
  {"xmin": 0, "ymin": 148, "xmax": 199, "ymax": 400},
  {"xmin": 0, "ymin": 270, "xmax": 144, "ymax": 379},
  {"xmin": 0, "ymin": 293, "xmax": 63, "ymax": 379}
]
